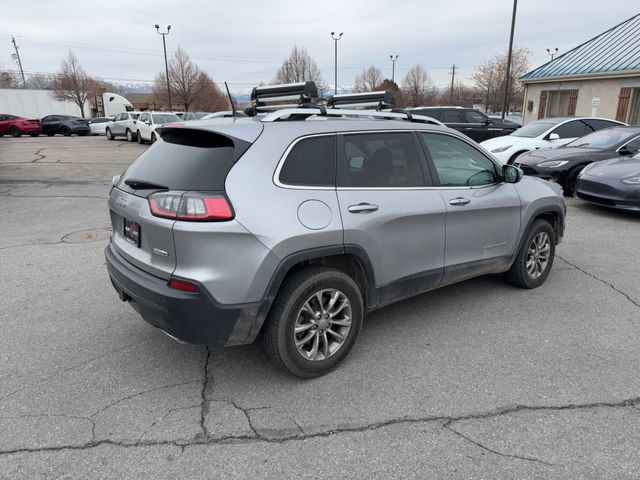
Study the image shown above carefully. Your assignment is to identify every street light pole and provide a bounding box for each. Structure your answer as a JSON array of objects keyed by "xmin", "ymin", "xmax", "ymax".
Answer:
[
  {"xmin": 501, "ymin": 0, "xmax": 518, "ymax": 119},
  {"xmin": 390, "ymin": 55, "xmax": 399, "ymax": 84},
  {"xmin": 546, "ymin": 48, "xmax": 558, "ymax": 60},
  {"xmin": 155, "ymin": 24, "xmax": 172, "ymax": 111},
  {"xmin": 331, "ymin": 32, "xmax": 343, "ymax": 95}
]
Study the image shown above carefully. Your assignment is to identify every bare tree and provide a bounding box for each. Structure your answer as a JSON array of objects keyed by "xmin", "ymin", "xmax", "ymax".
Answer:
[
  {"xmin": 472, "ymin": 46, "xmax": 530, "ymax": 112},
  {"xmin": 352, "ymin": 65, "xmax": 384, "ymax": 93},
  {"xmin": 26, "ymin": 73, "xmax": 54, "ymax": 89},
  {"xmin": 436, "ymin": 81, "xmax": 480, "ymax": 107},
  {"xmin": 154, "ymin": 47, "xmax": 202, "ymax": 111},
  {"xmin": 51, "ymin": 51, "xmax": 94, "ymax": 118},
  {"xmin": 401, "ymin": 65, "xmax": 437, "ymax": 107},
  {"xmin": 273, "ymin": 46, "xmax": 326, "ymax": 92},
  {"xmin": 0, "ymin": 69, "xmax": 19, "ymax": 88},
  {"xmin": 192, "ymin": 72, "xmax": 230, "ymax": 112}
]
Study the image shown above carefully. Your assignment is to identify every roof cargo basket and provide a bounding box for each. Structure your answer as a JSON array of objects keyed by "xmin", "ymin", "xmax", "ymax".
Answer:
[
  {"xmin": 327, "ymin": 91, "xmax": 395, "ymax": 110},
  {"xmin": 246, "ymin": 82, "xmax": 319, "ymax": 116}
]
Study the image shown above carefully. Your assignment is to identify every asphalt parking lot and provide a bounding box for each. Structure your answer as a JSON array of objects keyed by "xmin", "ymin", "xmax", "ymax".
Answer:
[{"xmin": 1, "ymin": 135, "xmax": 640, "ymax": 479}]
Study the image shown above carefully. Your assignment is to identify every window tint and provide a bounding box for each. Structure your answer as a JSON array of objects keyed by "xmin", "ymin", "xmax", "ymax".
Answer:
[
  {"xmin": 340, "ymin": 132, "xmax": 426, "ymax": 188},
  {"xmin": 420, "ymin": 133, "xmax": 499, "ymax": 187},
  {"xmin": 152, "ymin": 114, "xmax": 179, "ymax": 124},
  {"xmin": 552, "ymin": 120, "xmax": 587, "ymax": 139},
  {"xmin": 465, "ymin": 110, "xmax": 487, "ymax": 123},
  {"xmin": 624, "ymin": 135, "xmax": 640, "ymax": 152},
  {"xmin": 443, "ymin": 110, "xmax": 464, "ymax": 122},
  {"xmin": 279, "ymin": 136, "xmax": 336, "ymax": 187}
]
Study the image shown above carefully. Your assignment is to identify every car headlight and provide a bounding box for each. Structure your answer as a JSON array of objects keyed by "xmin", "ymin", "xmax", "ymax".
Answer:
[
  {"xmin": 537, "ymin": 160, "xmax": 569, "ymax": 168},
  {"xmin": 491, "ymin": 145, "xmax": 513, "ymax": 153},
  {"xmin": 621, "ymin": 174, "xmax": 640, "ymax": 185}
]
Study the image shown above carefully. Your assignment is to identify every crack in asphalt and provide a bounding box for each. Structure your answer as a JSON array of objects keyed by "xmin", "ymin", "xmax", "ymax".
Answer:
[
  {"xmin": 443, "ymin": 422, "xmax": 553, "ymax": 466},
  {"xmin": 3, "ymin": 395, "xmax": 639, "ymax": 458},
  {"xmin": 198, "ymin": 348, "xmax": 211, "ymax": 439},
  {"xmin": 31, "ymin": 148, "xmax": 46, "ymax": 162},
  {"xmin": 137, "ymin": 405, "xmax": 200, "ymax": 443},
  {"xmin": 557, "ymin": 255, "xmax": 640, "ymax": 311},
  {"xmin": 0, "ymin": 338, "xmax": 156, "ymax": 403},
  {"xmin": 0, "ymin": 241, "xmax": 63, "ymax": 251},
  {"xmin": 90, "ymin": 380, "xmax": 201, "ymax": 419}
]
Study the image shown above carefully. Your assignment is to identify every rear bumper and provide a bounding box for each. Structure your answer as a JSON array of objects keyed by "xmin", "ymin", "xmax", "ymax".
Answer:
[
  {"xmin": 105, "ymin": 244, "xmax": 262, "ymax": 346},
  {"xmin": 21, "ymin": 125, "xmax": 42, "ymax": 134}
]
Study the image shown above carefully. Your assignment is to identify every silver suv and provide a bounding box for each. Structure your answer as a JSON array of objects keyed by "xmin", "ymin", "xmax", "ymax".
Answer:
[{"xmin": 105, "ymin": 85, "xmax": 566, "ymax": 378}]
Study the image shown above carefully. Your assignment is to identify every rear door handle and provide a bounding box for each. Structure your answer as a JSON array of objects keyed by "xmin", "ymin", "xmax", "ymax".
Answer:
[
  {"xmin": 348, "ymin": 203, "xmax": 379, "ymax": 213},
  {"xmin": 449, "ymin": 197, "xmax": 470, "ymax": 206}
]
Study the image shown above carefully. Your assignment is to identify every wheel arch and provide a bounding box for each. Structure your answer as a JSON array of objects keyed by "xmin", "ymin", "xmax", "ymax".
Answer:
[{"xmin": 510, "ymin": 206, "xmax": 564, "ymax": 268}]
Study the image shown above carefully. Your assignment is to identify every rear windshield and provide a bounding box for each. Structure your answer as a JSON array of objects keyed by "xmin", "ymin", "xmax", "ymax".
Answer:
[
  {"xmin": 118, "ymin": 130, "xmax": 243, "ymax": 193},
  {"xmin": 152, "ymin": 113, "xmax": 180, "ymax": 124},
  {"xmin": 565, "ymin": 129, "xmax": 631, "ymax": 149}
]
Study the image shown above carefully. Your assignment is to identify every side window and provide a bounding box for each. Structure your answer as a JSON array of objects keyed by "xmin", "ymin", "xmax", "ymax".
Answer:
[
  {"xmin": 5, "ymin": 115, "xmax": 16, "ymax": 121},
  {"xmin": 340, "ymin": 132, "xmax": 427, "ymax": 188},
  {"xmin": 279, "ymin": 135, "xmax": 336, "ymax": 187},
  {"xmin": 552, "ymin": 120, "xmax": 588, "ymax": 139},
  {"xmin": 113, "ymin": 114, "xmax": 122, "ymax": 121},
  {"xmin": 624, "ymin": 136, "xmax": 640, "ymax": 152},
  {"xmin": 443, "ymin": 110, "xmax": 464, "ymax": 123},
  {"xmin": 465, "ymin": 110, "xmax": 487, "ymax": 123},
  {"xmin": 420, "ymin": 133, "xmax": 499, "ymax": 187},
  {"xmin": 584, "ymin": 119, "xmax": 619, "ymax": 132},
  {"xmin": 0, "ymin": 115, "xmax": 6, "ymax": 121}
]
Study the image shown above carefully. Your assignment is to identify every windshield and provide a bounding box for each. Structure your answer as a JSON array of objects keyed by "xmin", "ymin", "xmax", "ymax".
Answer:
[
  {"xmin": 152, "ymin": 114, "xmax": 180, "ymax": 124},
  {"xmin": 565, "ymin": 129, "xmax": 631, "ymax": 149},
  {"xmin": 511, "ymin": 121, "xmax": 560, "ymax": 138}
]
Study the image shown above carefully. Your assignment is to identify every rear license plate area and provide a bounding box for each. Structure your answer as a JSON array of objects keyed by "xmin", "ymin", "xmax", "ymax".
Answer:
[{"xmin": 123, "ymin": 219, "xmax": 141, "ymax": 247}]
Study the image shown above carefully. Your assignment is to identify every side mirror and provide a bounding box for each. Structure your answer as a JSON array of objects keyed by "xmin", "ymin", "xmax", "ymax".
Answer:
[
  {"xmin": 548, "ymin": 133, "xmax": 560, "ymax": 141},
  {"xmin": 144, "ymin": 120, "xmax": 151, "ymax": 126},
  {"xmin": 503, "ymin": 164, "xmax": 523, "ymax": 184},
  {"xmin": 619, "ymin": 146, "xmax": 638, "ymax": 156}
]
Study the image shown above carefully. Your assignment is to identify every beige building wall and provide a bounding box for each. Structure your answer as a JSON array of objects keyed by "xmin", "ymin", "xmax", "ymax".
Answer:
[{"xmin": 521, "ymin": 76, "xmax": 640, "ymax": 124}]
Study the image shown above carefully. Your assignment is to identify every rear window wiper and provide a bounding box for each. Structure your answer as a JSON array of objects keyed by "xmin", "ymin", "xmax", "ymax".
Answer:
[{"xmin": 124, "ymin": 179, "xmax": 169, "ymax": 190}]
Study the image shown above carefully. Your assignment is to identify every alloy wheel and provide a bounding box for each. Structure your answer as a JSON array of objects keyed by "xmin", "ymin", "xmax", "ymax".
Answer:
[{"xmin": 526, "ymin": 232, "xmax": 551, "ymax": 279}]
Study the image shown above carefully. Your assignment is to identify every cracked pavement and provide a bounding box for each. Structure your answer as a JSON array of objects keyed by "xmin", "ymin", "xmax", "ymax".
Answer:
[{"xmin": 1, "ymin": 136, "xmax": 640, "ymax": 478}]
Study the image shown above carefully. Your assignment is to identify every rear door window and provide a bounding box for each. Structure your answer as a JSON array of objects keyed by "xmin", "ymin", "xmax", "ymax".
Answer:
[
  {"xmin": 339, "ymin": 132, "xmax": 428, "ymax": 188},
  {"xmin": 583, "ymin": 119, "xmax": 620, "ymax": 132},
  {"xmin": 443, "ymin": 110, "xmax": 464, "ymax": 123},
  {"xmin": 552, "ymin": 120, "xmax": 588, "ymax": 138},
  {"xmin": 465, "ymin": 110, "xmax": 487, "ymax": 123},
  {"xmin": 279, "ymin": 135, "xmax": 336, "ymax": 187},
  {"xmin": 118, "ymin": 129, "xmax": 248, "ymax": 194}
]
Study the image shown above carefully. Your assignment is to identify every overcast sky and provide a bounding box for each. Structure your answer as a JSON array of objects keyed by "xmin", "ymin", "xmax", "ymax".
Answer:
[{"xmin": 1, "ymin": 1, "xmax": 638, "ymax": 93}]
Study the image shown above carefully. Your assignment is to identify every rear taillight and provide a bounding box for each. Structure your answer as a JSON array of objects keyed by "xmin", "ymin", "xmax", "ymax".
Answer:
[{"xmin": 148, "ymin": 192, "xmax": 233, "ymax": 221}]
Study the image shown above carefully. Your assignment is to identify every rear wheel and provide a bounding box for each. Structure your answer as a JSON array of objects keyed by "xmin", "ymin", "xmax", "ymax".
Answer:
[
  {"xmin": 61, "ymin": 127, "xmax": 71, "ymax": 137},
  {"xmin": 106, "ymin": 128, "xmax": 114, "ymax": 140},
  {"xmin": 126, "ymin": 129, "xmax": 134, "ymax": 142},
  {"xmin": 262, "ymin": 267, "xmax": 364, "ymax": 378},
  {"xmin": 137, "ymin": 131, "xmax": 144, "ymax": 144},
  {"xmin": 9, "ymin": 126, "xmax": 21, "ymax": 137},
  {"xmin": 505, "ymin": 219, "xmax": 556, "ymax": 289}
]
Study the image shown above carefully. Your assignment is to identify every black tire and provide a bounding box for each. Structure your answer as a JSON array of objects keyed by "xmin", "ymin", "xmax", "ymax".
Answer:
[
  {"xmin": 137, "ymin": 131, "xmax": 144, "ymax": 144},
  {"xmin": 61, "ymin": 127, "xmax": 71, "ymax": 137},
  {"xmin": 507, "ymin": 150, "xmax": 528, "ymax": 165},
  {"xmin": 505, "ymin": 219, "xmax": 556, "ymax": 289},
  {"xmin": 9, "ymin": 126, "xmax": 21, "ymax": 138},
  {"xmin": 262, "ymin": 267, "xmax": 364, "ymax": 378},
  {"xmin": 151, "ymin": 132, "xmax": 157, "ymax": 143},
  {"xmin": 563, "ymin": 165, "xmax": 585, "ymax": 196},
  {"xmin": 126, "ymin": 129, "xmax": 134, "ymax": 142},
  {"xmin": 106, "ymin": 128, "xmax": 114, "ymax": 140}
]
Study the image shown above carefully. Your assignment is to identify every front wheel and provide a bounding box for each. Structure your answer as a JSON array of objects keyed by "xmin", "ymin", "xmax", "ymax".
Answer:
[
  {"xmin": 505, "ymin": 219, "xmax": 556, "ymax": 288},
  {"xmin": 137, "ymin": 131, "xmax": 144, "ymax": 144},
  {"xmin": 563, "ymin": 165, "xmax": 585, "ymax": 196},
  {"xmin": 126, "ymin": 129, "xmax": 134, "ymax": 142},
  {"xmin": 9, "ymin": 126, "xmax": 21, "ymax": 137},
  {"xmin": 106, "ymin": 128, "xmax": 114, "ymax": 140},
  {"xmin": 151, "ymin": 132, "xmax": 157, "ymax": 143},
  {"xmin": 262, "ymin": 267, "xmax": 364, "ymax": 378}
]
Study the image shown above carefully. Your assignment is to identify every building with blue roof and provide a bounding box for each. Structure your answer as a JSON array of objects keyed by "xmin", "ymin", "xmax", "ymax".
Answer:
[{"xmin": 520, "ymin": 13, "xmax": 640, "ymax": 125}]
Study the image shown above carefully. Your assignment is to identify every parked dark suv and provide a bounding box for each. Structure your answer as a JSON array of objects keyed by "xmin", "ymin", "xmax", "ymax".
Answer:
[
  {"xmin": 407, "ymin": 107, "xmax": 518, "ymax": 143},
  {"xmin": 41, "ymin": 115, "xmax": 90, "ymax": 136}
]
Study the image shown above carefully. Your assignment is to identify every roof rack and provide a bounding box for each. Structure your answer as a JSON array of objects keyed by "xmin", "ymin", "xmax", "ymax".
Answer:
[
  {"xmin": 260, "ymin": 108, "xmax": 444, "ymax": 126},
  {"xmin": 327, "ymin": 91, "xmax": 395, "ymax": 110},
  {"xmin": 246, "ymin": 82, "xmax": 318, "ymax": 116}
]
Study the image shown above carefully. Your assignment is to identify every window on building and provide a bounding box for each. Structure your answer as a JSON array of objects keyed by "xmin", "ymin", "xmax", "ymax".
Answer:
[{"xmin": 546, "ymin": 91, "xmax": 571, "ymax": 117}]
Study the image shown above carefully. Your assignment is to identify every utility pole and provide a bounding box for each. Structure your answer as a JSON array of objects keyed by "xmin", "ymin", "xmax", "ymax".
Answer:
[
  {"xmin": 331, "ymin": 32, "xmax": 343, "ymax": 95},
  {"xmin": 11, "ymin": 37, "xmax": 26, "ymax": 87},
  {"xmin": 390, "ymin": 54, "xmax": 399, "ymax": 84},
  {"xmin": 501, "ymin": 0, "xmax": 518, "ymax": 119},
  {"xmin": 155, "ymin": 25, "xmax": 172, "ymax": 111},
  {"xmin": 449, "ymin": 64, "xmax": 457, "ymax": 104}
]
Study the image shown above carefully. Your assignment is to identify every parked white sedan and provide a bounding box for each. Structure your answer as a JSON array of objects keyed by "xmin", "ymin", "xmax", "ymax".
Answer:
[
  {"xmin": 135, "ymin": 112, "xmax": 180, "ymax": 144},
  {"xmin": 481, "ymin": 117, "xmax": 625, "ymax": 164}
]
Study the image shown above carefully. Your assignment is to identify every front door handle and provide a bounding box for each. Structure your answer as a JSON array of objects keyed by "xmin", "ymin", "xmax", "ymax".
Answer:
[
  {"xmin": 449, "ymin": 197, "xmax": 471, "ymax": 206},
  {"xmin": 348, "ymin": 203, "xmax": 379, "ymax": 213}
]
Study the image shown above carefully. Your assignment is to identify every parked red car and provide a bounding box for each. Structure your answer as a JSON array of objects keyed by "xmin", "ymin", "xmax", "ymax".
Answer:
[{"xmin": 0, "ymin": 114, "xmax": 42, "ymax": 137}]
